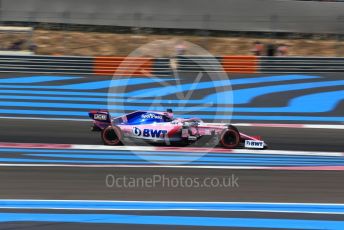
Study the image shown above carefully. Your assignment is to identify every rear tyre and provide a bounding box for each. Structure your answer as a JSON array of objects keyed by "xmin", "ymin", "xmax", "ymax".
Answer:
[
  {"xmin": 220, "ymin": 127, "xmax": 240, "ymax": 149},
  {"xmin": 101, "ymin": 125, "xmax": 122, "ymax": 145}
]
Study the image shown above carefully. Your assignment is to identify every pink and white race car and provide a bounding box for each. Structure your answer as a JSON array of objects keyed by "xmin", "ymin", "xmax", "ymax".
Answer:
[{"xmin": 89, "ymin": 109, "xmax": 267, "ymax": 149}]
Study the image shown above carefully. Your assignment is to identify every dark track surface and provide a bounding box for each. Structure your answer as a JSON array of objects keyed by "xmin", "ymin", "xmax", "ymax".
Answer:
[
  {"xmin": 0, "ymin": 119, "xmax": 343, "ymax": 229},
  {"xmin": 1, "ymin": 167, "xmax": 344, "ymax": 203},
  {"xmin": 0, "ymin": 117, "xmax": 343, "ymax": 203},
  {"xmin": 1, "ymin": 166, "xmax": 344, "ymax": 230},
  {"xmin": 0, "ymin": 71, "xmax": 343, "ymax": 229},
  {"xmin": 0, "ymin": 118, "xmax": 343, "ymax": 152}
]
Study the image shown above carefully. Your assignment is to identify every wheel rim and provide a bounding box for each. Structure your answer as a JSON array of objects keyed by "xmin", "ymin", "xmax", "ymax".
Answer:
[
  {"xmin": 103, "ymin": 127, "xmax": 120, "ymax": 145},
  {"xmin": 221, "ymin": 129, "xmax": 239, "ymax": 148}
]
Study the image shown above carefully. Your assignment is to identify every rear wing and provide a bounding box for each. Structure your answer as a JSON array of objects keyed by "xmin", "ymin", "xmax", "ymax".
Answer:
[{"xmin": 88, "ymin": 110, "xmax": 111, "ymax": 122}]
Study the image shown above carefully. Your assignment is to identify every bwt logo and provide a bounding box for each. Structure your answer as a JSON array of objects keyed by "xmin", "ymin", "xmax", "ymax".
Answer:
[
  {"xmin": 245, "ymin": 140, "xmax": 264, "ymax": 148},
  {"xmin": 132, "ymin": 127, "xmax": 167, "ymax": 138},
  {"xmin": 133, "ymin": 127, "xmax": 142, "ymax": 136}
]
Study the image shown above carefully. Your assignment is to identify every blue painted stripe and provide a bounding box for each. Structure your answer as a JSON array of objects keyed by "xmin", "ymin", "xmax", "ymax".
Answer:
[
  {"xmin": 146, "ymin": 91, "xmax": 344, "ymax": 113},
  {"xmin": 0, "ymin": 74, "xmax": 318, "ymax": 96},
  {"xmin": 24, "ymin": 153, "xmax": 211, "ymax": 163},
  {"xmin": 0, "ymin": 76, "xmax": 79, "ymax": 84},
  {"xmin": 1, "ymin": 200, "xmax": 344, "ymax": 214},
  {"xmin": 227, "ymin": 80, "xmax": 344, "ymax": 104},
  {"xmin": 2, "ymin": 148, "xmax": 343, "ymax": 160},
  {"xmin": 231, "ymin": 115, "xmax": 344, "ymax": 122},
  {"xmin": 1, "ymin": 98, "xmax": 344, "ymax": 114},
  {"xmin": 0, "ymin": 95, "xmax": 224, "ymax": 106},
  {"xmin": 0, "ymin": 78, "xmax": 172, "ymax": 90},
  {"xmin": 0, "ymin": 158, "xmax": 156, "ymax": 164},
  {"xmin": 0, "ymin": 101, "xmax": 105, "ymax": 109},
  {"xmin": 0, "ymin": 109, "xmax": 343, "ymax": 122},
  {"xmin": 117, "ymin": 75, "xmax": 318, "ymax": 98},
  {"xmin": 0, "ymin": 75, "xmax": 334, "ymax": 108},
  {"xmin": 25, "ymin": 153, "xmax": 344, "ymax": 165},
  {"xmin": 0, "ymin": 89, "xmax": 109, "ymax": 97},
  {"xmin": 230, "ymin": 74, "xmax": 319, "ymax": 84},
  {"xmin": 1, "ymin": 157, "xmax": 343, "ymax": 166},
  {"xmin": 0, "ymin": 109, "xmax": 87, "ymax": 116},
  {"xmin": 60, "ymin": 78, "xmax": 172, "ymax": 90},
  {"xmin": 0, "ymin": 148, "xmax": 343, "ymax": 166},
  {"xmin": 0, "ymin": 74, "xmax": 317, "ymax": 90},
  {"xmin": 0, "ymin": 213, "xmax": 343, "ymax": 229},
  {"xmin": 282, "ymin": 90, "xmax": 344, "ymax": 113},
  {"xmin": 93, "ymin": 80, "xmax": 344, "ymax": 105},
  {"xmin": 0, "ymin": 101, "xmax": 233, "ymax": 111},
  {"xmin": 182, "ymin": 90, "xmax": 341, "ymax": 113},
  {"xmin": 0, "ymin": 90, "xmax": 342, "ymax": 114},
  {"xmin": 229, "ymin": 90, "xmax": 344, "ymax": 113},
  {"xmin": 108, "ymin": 92, "xmax": 344, "ymax": 106},
  {"xmin": 0, "ymin": 94, "xmax": 106, "ymax": 102}
]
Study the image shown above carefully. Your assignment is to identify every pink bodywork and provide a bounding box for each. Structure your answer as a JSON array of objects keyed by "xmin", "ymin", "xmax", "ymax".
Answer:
[{"xmin": 89, "ymin": 110, "xmax": 262, "ymax": 144}]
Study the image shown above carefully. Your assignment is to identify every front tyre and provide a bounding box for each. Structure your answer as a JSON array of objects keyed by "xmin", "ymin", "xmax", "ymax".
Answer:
[
  {"xmin": 101, "ymin": 125, "xmax": 122, "ymax": 145},
  {"xmin": 220, "ymin": 127, "xmax": 240, "ymax": 149}
]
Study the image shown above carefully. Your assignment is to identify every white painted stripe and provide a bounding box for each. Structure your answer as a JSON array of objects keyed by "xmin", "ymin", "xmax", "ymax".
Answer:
[
  {"xmin": 0, "ymin": 163, "xmax": 269, "ymax": 169},
  {"xmin": 213, "ymin": 122, "xmax": 344, "ymax": 130},
  {"xmin": 0, "ymin": 141, "xmax": 342, "ymax": 157},
  {"xmin": 0, "ymin": 206, "xmax": 343, "ymax": 214},
  {"xmin": 2, "ymin": 199, "xmax": 344, "ymax": 205},
  {"xmin": 0, "ymin": 116, "xmax": 89, "ymax": 122},
  {"xmin": 71, "ymin": 144, "xmax": 344, "ymax": 157},
  {"xmin": 1, "ymin": 116, "xmax": 344, "ymax": 129},
  {"xmin": 72, "ymin": 144, "xmax": 157, "ymax": 152},
  {"xmin": 0, "ymin": 199, "xmax": 343, "ymax": 214},
  {"xmin": 230, "ymin": 149, "xmax": 343, "ymax": 157},
  {"xmin": 0, "ymin": 164, "xmax": 343, "ymax": 171},
  {"xmin": 303, "ymin": 124, "xmax": 344, "ymax": 129}
]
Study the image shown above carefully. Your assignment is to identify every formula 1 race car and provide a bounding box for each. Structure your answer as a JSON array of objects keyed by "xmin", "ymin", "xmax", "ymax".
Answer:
[{"xmin": 88, "ymin": 109, "xmax": 267, "ymax": 149}]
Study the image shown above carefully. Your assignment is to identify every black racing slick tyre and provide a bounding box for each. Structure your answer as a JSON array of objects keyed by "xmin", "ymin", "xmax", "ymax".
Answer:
[
  {"xmin": 101, "ymin": 125, "xmax": 123, "ymax": 145},
  {"xmin": 220, "ymin": 127, "xmax": 240, "ymax": 149},
  {"xmin": 227, "ymin": 124, "xmax": 239, "ymax": 133}
]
